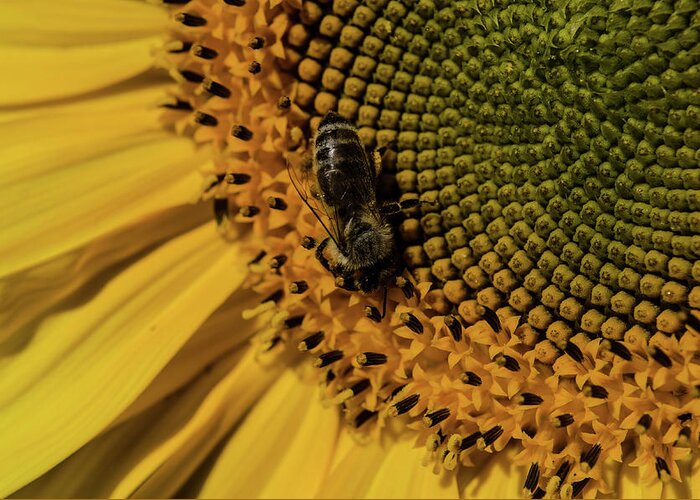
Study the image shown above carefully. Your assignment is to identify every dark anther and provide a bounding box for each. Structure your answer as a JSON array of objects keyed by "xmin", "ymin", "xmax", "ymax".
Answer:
[
  {"xmin": 266, "ymin": 197, "xmax": 287, "ymax": 210},
  {"xmin": 571, "ymin": 478, "xmax": 590, "ymax": 498},
  {"xmin": 524, "ymin": 463, "xmax": 540, "ymax": 492},
  {"xmin": 636, "ymin": 414, "xmax": 652, "ymax": 433},
  {"xmin": 261, "ymin": 289, "xmax": 283, "ymax": 303},
  {"xmin": 356, "ymin": 352, "xmax": 388, "ymax": 366},
  {"xmin": 678, "ymin": 412, "xmax": 692, "ymax": 424},
  {"xmin": 688, "ymin": 313, "xmax": 700, "ymax": 332},
  {"xmin": 298, "ymin": 330, "xmax": 324, "ymax": 351},
  {"xmin": 580, "ymin": 444, "xmax": 601, "ymax": 471},
  {"xmin": 180, "ymin": 69, "xmax": 204, "ymax": 83},
  {"xmin": 213, "ymin": 198, "xmax": 228, "ymax": 224},
  {"xmin": 204, "ymin": 80, "xmax": 231, "ymax": 98},
  {"xmin": 161, "ymin": 98, "xmax": 192, "ymax": 110},
  {"xmin": 389, "ymin": 384, "xmax": 406, "ymax": 400},
  {"xmin": 326, "ymin": 370, "xmax": 335, "ymax": 383},
  {"xmin": 277, "ymin": 96, "xmax": 292, "ymax": 109},
  {"xmin": 460, "ymin": 431, "xmax": 482, "ymax": 450},
  {"xmin": 283, "ymin": 314, "xmax": 304, "ymax": 329},
  {"xmin": 288, "ymin": 281, "xmax": 308, "ymax": 294},
  {"xmin": 263, "ymin": 336, "xmax": 282, "ymax": 351},
  {"xmin": 460, "ymin": 371, "xmax": 482, "ymax": 386},
  {"xmin": 350, "ymin": 379, "xmax": 371, "ymax": 396},
  {"xmin": 677, "ymin": 426, "xmax": 691, "ymax": 446},
  {"xmin": 193, "ymin": 111, "xmax": 218, "ymax": 126},
  {"xmin": 445, "ymin": 315, "xmax": 463, "ymax": 342},
  {"xmin": 249, "ymin": 36, "xmax": 265, "ymax": 49},
  {"xmin": 584, "ymin": 384, "xmax": 608, "ymax": 399},
  {"xmin": 225, "ymin": 173, "xmax": 251, "ymax": 185},
  {"xmin": 496, "ymin": 354, "xmax": 520, "ymax": 371},
  {"xmin": 655, "ymin": 457, "xmax": 671, "ymax": 480},
  {"xmin": 648, "ymin": 345, "xmax": 672, "ymax": 368},
  {"xmin": 424, "ymin": 408, "xmax": 450, "ymax": 427},
  {"xmin": 565, "ymin": 341, "xmax": 584, "ymax": 362},
  {"xmin": 400, "ymin": 312, "xmax": 423, "ymax": 334},
  {"xmin": 516, "ymin": 392, "xmax": 544, "ymax": 405},
  {"xmin": 248, "ymin": 61, "xmax": 262, "ymax": 74},
  {"xmin": 396, "ymin": 276, "xmax": 415, "ymax": 299},
  {"xmin": 399, "ymin": 198, "xmax": 420, "ymax": 209},
  {"xmin": 392, "ymin": 394, "xmax": 420, "ymax": 415},
  {"xmin": 315, "ymin": 350, "xmax": 343, "ymax": 368},
  {"xmin": 168, "ymin": 41, "xmax": 192, "ymax": 53},
  {"xmin": 523, "ymin": 426, "xmax": 537, "ymax": 438},
  {"xmin": 224, "ymin": 0, "xmax": 246, "ymax": 5},
  {"xmin": 364, "ymin": 305, "xmax": 382, "ymax": 323},
  {"xmin": 232, "ymin": 124, "xmax": 254, "ymax": 141},
  {"xmin": 192, "ymin": 44, "xmax": 218, "ymax": 59},
  {"xmin": 175, "ymin": 12, "xmax": 207, "ymax": 26},
  {"xmin": 532, "ymin": 487, "xmax": 545, "ymax": 499},
  {"xmin": 554, "ymin": 460, "xmax": 571, "ymax": 483},
  {"xmin": 248, "ymin": 250, "xmax": 266, "ymax": 265},
  {"xmin": 480, "ymin": 425, "xmax": 504, "ymax": 447},
  {"xmin": 354, "ymin": 409, "xmax": 377, "ymax": 428},
  {"xmin": 269, "ymin": 254, "xmax": 287, "ymax": 269},
  {"xmin": 300, "ymin": 236, "xmax": 316, "ymax": 249},
  {"xmin": 481, "ymin": 306, "xmax": 501, "ymax": 333},
  {"xmin": 163, "ymin": 0, "xmax": 193, "ymax": 4},
  {"xmin": 553, "ymin": 413, "xmax": 574, "ymax": 428},
  {"xmin": 239, "ymin": 205, "xmax": 260, "ymax": 217},
  {"xmin": 603, "ymin": 339, "xmax": 632, "ymax": 360}
]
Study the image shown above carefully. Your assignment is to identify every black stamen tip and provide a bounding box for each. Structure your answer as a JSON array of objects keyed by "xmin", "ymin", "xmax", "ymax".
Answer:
[
  {"xmin": 161, "ymin": 98, "xmax": 192, "ymax": 110},
  {"xmin": 163, "ymin": 0, "xmax": 193, "ymax": 4},
  {"xmin": 648, "ymin": 345, "xmax": 672, "ymax": 368},
  {"xmin": 269, "ymin": 254, "xmax": 287, "ymax": 269},
  {"xmin": 423, "ymin": 408, "xmax": 451, "ymax": 427},
  {"xmin": 261, "ymin": 289, "xmax": 283, "ymax": 303},
  {"xmin": 354, "ymin": 409, "xmax": 377, "ymax": 427},
  {"xmin": 496, "ymin": 354, "xmax": 520, "ymax": 371},
  {"xmin": 193, "ymin": 111, "xmax": 218, "ymax": 126},
  {"xmin": 636, "ymin": 413, "xmax": 652, "ymax": 433},
  {"xmin": 248, "ymin": 250, "xmax": 266, "ymax": 265},
  {"xmin": 266, "ymin": 197, "xmax": 287, "ymax": 210},
  {"xmin": 350, "ymin": 379, "xmax": 371, "ymax": 396},
  {"xmin": 204, "ymin": 79, "xmax": 231, "ymax": 98},
  {"xmin": 289, "ymin": 280, "xmax": 308, "ymax": 294},
  {"xmin": 263, "ymin": 336, "xmax": 282, "ymax": 351},
  {"xmin": 232, "ymin": 124, "xmax": 254, "ymax": 141},
  {"xmin": 248, "ymin": 61, "xmax": 262, "ymax": 74},
  {"xmin": 277, "ymin": 96, "xmax": 292, "ymax": 109},
  {"xmin": 580, "ymin": 444, "xmax": 602, "ymax": 471},
  {"xmin": 460, "ymin": 371, "xmax": 482, "ymax": 386},
  {"xmin": 315, "ymin": 350, "xmax": 343, "ymax": 368},
  {"xmin": 180, "ymin": 69, "xmax": 204, "ymax": 83},
  {"xmin": 175, "ymin": 12, "xmax": 207, "ymax": 26},
  {"xmin": 553, "ymin": 413, "xmax": 574, "ymax": 428},
  {"xmin": 583, "ymin": 384, "xmax": 608, "ymax": 399},
  {"xmin": 396, "ymin": 276, "xmax": 415, "ymax": 298},
  {"xmin": 224, "ymin": 0, "xmax": 246, "ymax": 5},
  {"xmin": 400, "ymin": 312, "xmax": 423, "ymax": 334},
  {"xmin": 239, "ymin": 205, "xmax": 260, "ymax": 217},
  {"xmin": 168, "ymin": 41, "xmax": 192, "ymax": 53},
  {"xmin": 391, "ymin": 394, "xmax": 420, "ymax": 416},
  {"xmin": 524, "ymin": 463, "xmax": 540, "ymax": 492},
  {"xmin": 603, "ymin": 339, "xmax": 632, "ymax": 360},
  {"xmin": 298, "ymin": 330, "xmax": 324, "ymax": 351},
  {"xmin": 480, "ymin": 425, "xmax": 504, "ymax": 447},
  {"xmin": 389, "ymin": 384, "xmax": 406, "ymax": 400},
  {"xmin": 571, "ymin": 478, "xmax": 590, "ymax": 498},
  {"xmin": 655, "ymin": 457, "xmax": 671, "ymax": 480},
  {"xmin": 517, "ymin": 392, "xmax": 544, "ymax": 405},
  {"xmin": 192, "ymin": 44, "xmax": 218, "ymax": 59},
  {"xmin": 565, "ymin": 341, "xmax": 584, "ymax": 362},
  {"xmin": 688, "ymin": 313, "xmax": 700, "ymax": 332},
  {"xmin": 460, "ymin": 431, "xmax": 482, "ymax": 450},
  {"xmin": 284, "ymin": 314, "xmax": 304, "ymax": 329},
  {"xmin": 445, "ymin": 314, "xmax": 463, "ymax": 341},
  {"xmin": 225, "ymin": 173, "xmax": 251, "ymax": 185},
  {"xmin": 554, "ymin": 460, "xmax": 571, "ymax": 483},
  {"xmin": 248, "ymin": 36, "xmax": 265, "ymax": 49},
  {"xmin": 300, "ymin": 236, "xmax": 316, "ymax": 249},
  {"xmin": 678, "ymin": 412, "xmax": 692, "ymax": 424},
  {"xmin": 213, "ymin": 198, "xmax": 228, "ymax": 224},
  {"xmin": 364, "ymin": 305, "xmax": 382, "ymax": 323},
  {"xmin": 532, "ymin": 487, "xmax": 545, "ymax": 499},
  {"xmin": 356, "ymin": 352, "xmax": 388, "ymax": 366},
  {"xmin": 325, "ymin": 370, "xmax": 335, "ymax": 383},
  {"xmin": 481, "ymin": 305, "xmax": 501, "ymax": 333}
]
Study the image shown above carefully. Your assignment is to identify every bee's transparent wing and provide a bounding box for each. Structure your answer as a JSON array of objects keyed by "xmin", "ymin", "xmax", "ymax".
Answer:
[{"xmin": 286, "ymin": 156, "xmax": 343, "ymax": 248}]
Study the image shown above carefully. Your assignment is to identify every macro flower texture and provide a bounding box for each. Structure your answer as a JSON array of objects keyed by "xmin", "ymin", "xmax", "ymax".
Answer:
[{"xmin": 1, "ymin": 0, "xmax": 700, "ymax": 498}]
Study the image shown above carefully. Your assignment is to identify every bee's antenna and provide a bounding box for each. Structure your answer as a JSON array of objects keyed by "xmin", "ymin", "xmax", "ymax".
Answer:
[{"xmin": 380, "ymin": 287, "xmax": 388, "ymax": 319}]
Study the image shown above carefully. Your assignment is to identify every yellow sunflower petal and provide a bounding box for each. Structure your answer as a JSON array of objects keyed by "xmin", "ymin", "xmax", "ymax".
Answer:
[
  {"xmin": 0, "ymin": 35, "xmax": 163, "ymax": 106},
  {"xmin": 0, "ymin": 222, "xmax": 249, "ymax": 497},
  {"xmin": 0, "ymin": 0, "xmax": 168, "ymax": 46},
  {"xmin": 199, "ymin": 366, "xmax": 340, "ymax": 498},
  {"xmin": 1, "ymin": 135, "xmax": 206, "ymax": 277}
]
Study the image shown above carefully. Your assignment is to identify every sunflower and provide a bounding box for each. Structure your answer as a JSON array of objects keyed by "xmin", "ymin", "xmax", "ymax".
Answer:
[{"xmin": 1, "ymin": 0, "xmax": 699, "ymax": 498}]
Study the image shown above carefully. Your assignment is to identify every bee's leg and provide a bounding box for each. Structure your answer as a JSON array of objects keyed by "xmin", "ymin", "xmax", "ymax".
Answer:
[
  {"xmin": 315, "ymin": 237, "xmax": 333, "ymax": 272},
  {"xmin": 380, "ymin": 287, "xmax": 388, "ymax": 319},
  {"xmin": 379, "ymin": 198, "xmax": 420, "ymax": 217}
]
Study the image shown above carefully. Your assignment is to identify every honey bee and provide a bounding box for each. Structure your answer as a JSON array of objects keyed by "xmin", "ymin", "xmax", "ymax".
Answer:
[{"xmin": 289, "ymin": 111, "xmax": 404, "ymax": 295}]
